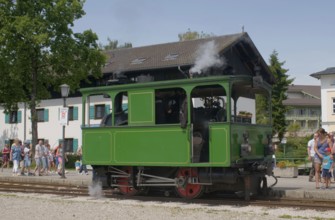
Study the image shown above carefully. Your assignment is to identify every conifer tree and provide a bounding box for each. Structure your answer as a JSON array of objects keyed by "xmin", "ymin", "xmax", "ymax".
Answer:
[{"xmin": 269, "ymin": 50, "xmax": 294, "ymax": 141}]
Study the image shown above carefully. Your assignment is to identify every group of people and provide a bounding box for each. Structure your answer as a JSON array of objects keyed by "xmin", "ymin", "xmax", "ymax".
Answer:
[
  {"xmin": 1, "ymin": 138, "xmax": 68, "ymax": 176},
  {"xmin": 307, "ymin": 128, "xmax": 335, "ymax": 189}
]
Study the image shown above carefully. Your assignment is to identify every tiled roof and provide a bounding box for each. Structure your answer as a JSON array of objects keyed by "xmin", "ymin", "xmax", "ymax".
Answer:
[
  {"xmin": 103, "ymin": 33, "xmax": 243, "ymax": 73},
  {"xmin": 287, "ymin": 85, "xmax": 321, "ymax": 98},
  {"xmin": 102, "ymin": 32, "xmax": 274, "ymax": 83},
  {"xmin": 310, "ymin": 67, "xmax": 335, "ymax": 79},
  {"xmin": 283, "ymin": 85, "xmax": 321, "ymax": 107},
  {"xmin": 283, "ymin": 98, "xmax": 320, "ymax": 107}
]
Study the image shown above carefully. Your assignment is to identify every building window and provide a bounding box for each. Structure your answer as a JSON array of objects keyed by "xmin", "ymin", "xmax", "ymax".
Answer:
[
  {"xmin": 68, "ymin": 106, "xmax": 79, "ymax": 121},
  {"xmin": 333, "ymin": 98, "xmax": 335, "ymax": 114},
  {"xmin": 37, "ymin": 109, "xmax": 49, "ymax": 122},
  {"xmin": 95, "ymin": 104, "xmax": 105, "ymax": 119},
  {"xmin": 89, "ymin": 104, "xmax": 110, "ymax": 120},
  {"xmin": 5, "ymin": 110, "xmax": 22, "ymax": 124},
  {"xmin": 63, "ymin": 138, "xmax": 78, "ymax": 153}
]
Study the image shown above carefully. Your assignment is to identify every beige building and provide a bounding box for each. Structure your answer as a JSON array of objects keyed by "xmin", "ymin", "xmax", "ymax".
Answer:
[
  {"xmin": 311, "ymin": 67, "xmax": 335, "ymax": 132},
  {"xmin": 283, "ymin": 85, "xmax": 321, "ymax": 136}
]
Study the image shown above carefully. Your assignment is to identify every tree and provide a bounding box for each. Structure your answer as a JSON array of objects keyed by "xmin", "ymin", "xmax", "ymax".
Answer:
[
  {"xmin": 178, "ymin": 29, "xmax": 214, "ymax": 41},
  {"xmin": 0, "ymin": 0, "xmax": 105, "ymax": 152},
  {"xmin": 101, "ymin": 38, "xmax": 132, "ymax": 50},
  {"xmin": 269, "ymin": 50, "xmax": 294, "ymax": 141}
]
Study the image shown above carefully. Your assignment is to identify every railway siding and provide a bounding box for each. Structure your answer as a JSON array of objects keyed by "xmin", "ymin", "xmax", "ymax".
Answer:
[{"xmin": 1, "ymin": 169, "xmax": 335, "ymax": 201}]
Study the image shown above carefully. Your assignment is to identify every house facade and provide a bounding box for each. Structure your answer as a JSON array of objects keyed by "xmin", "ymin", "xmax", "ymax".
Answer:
[
  {"xmin": 311, "ymin": 67, "xmax": 335, "ymax": 132},
  {"xmin": 283, "ymin": 85, "xmax": 321, "ymax": 136}
]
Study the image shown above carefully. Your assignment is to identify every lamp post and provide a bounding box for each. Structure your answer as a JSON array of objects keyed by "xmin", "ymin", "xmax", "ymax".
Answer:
[{"xmin": 60, "ymin": 84, "xmax": 70, "ymax": 179}]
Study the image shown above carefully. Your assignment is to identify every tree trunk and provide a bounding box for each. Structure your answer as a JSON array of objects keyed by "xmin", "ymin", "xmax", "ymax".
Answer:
[{"xmin": 31, "ymin": 54, "xmax": 38, "ymax": 156}]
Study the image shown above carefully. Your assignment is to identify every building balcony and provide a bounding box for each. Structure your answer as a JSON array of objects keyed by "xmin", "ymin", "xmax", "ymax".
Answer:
[{"xmin": 285, "ymin": 115, "xmax": 320, "ymax": 121}]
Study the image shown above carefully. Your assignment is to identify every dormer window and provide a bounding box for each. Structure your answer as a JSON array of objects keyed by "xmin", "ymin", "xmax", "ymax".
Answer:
[
  {"xmin": 131, "ymin": 58, "xmax": 146, "ymax": 65},
  {"xmin": 163, "ymin": 53, "xmax": 179, "ymax": 61}
]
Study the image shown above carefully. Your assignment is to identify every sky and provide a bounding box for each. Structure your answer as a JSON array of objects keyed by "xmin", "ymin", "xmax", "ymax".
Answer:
[{"xmin": 73, "ymin": 0, "xmax": 335, "ymax": 85}]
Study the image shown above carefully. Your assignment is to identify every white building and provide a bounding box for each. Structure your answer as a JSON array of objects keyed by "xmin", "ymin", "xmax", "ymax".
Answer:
[
  {"xmin": 311, "ymin": 67, "xmax": 335, "ymax": 132},
  {"xmin": 0, "ymin": 95, "xmax": 111, "ymax": 151}
]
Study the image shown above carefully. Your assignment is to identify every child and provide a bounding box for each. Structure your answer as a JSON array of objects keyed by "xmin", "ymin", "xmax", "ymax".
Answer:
[
  {"xmin": 321, "ymin": 148, "xmax": 334, "ymax": 189},
  {"xmin": 1, "ymin": 144, "xmax": 10, "ymax": 171}
]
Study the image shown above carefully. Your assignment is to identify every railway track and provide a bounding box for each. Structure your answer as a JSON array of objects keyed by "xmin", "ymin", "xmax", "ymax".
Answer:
[{"xmin": 0, "ymin": 180, "xmax": 334, "ymax": 210}]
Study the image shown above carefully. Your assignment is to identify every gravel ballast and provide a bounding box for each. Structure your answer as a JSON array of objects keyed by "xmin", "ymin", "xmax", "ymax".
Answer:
[{"xmin": 0, "ymin": 192, "xmax": 334, "ymax": 220}]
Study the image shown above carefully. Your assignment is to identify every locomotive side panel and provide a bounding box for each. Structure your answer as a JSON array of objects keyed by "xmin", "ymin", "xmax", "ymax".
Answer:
[
  {"xmin": 208, "ymin": 123, "xmax": 230, "ymax": 166},
  {"xmin": 82, "ymin": 128, "xmax": 113, "ymax": 165},
  {"xmin": 113, "ymin": 126, "xmax": 190, "ymax": 164}
]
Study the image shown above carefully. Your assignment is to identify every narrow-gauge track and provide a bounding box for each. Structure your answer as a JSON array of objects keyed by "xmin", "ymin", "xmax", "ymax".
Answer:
[{"xmin": 0, "ymin": 180, "xmax": 334, "ymax": 210}]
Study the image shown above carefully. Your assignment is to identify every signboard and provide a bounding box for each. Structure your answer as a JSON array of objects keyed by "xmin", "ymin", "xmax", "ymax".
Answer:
[{"xmin": 59, "ymin": 107, "xmax": 69, "ymax": 126}]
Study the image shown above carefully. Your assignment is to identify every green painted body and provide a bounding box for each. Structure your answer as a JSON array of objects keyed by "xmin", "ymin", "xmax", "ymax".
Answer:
[{"xmin": 81, "ymin": 75, "xmax": 272, "ymax": 168}]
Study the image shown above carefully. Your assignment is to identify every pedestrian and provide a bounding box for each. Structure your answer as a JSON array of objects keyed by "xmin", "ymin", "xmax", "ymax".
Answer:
[
  {"xmin": 314, "ymin": 128, "xmax": 329, "ymax": 189},
  {"xmin": 307, "ymin": 132, "xmax": 318, "ymax": 182},
  {"xmin": 41, "ymin": 143, "xmax": 49, "ymax": 175},
  {"xmin": 320, "ymin": 148, "xmax": 334, "ymax": 189},
  {"xmin": 55, "ymin": 142, "xmax": 67, "ymax": 176},
  {"xmin": 34, "ymin": 140, "xmax": 44, "ymax": 176},
  {"xmin": 21, "ymin": 140, "xmax": 33, "ymax": 176},
  {"xmin": 77, "ymin": 146, "xmax": 88, "ymax": 175},
  {"xmin": 1, "ymin": 144, "xmax": 10, "ymax": 171},
  {"xmin": 47, "ymin": 144, "xmax": 55, "ymax": 173},
  {"xmin": 10, "ymin": 138, "xmax": 21, "ymax": 176},
  {"xmin": 18, "ymin": 140, "xmax": 24, "ymax": 174}
]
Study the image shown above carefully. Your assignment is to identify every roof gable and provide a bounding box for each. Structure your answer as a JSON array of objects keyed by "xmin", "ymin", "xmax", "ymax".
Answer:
[{"xmin": 102, "ymin": 32, "xmax": 274, "ymax": 84}]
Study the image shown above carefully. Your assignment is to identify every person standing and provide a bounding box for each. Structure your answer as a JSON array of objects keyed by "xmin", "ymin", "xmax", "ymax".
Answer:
[
  {"xmin": 319, "ymin": 148, "xmax": 334, "ymax": 189},
  {"xmin": 77, "ymin": 146, "xmax": 88, "ymax": 175},
  {"xmin": 314, "ymin": 128, "xmax": 330, "ymax": 189},
  {"xmin": 55, "ymin": 142, "xmax": 67, "ymax": 176},
  {"xmin": 34, "ymin": 140, "xmax": 44, "ymax": 176},
  {"xmin": 1, "ymin": 144, "xmax": 10, "ymax": 171},
  {"xmin": 307, "ymin": 133, "xmax": 318, "ymax": 182},
  {"xmin": 10, "ymin": 138, "xmax": 21, "ymax": 176},
  {"xmin": 21, "ymin": 140, "xmax": 32, "ymax": 176}
]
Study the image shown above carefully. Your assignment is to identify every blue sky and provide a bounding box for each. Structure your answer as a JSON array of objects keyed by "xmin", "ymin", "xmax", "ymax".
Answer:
[{"xmin": 73, "ymin": 0, "xmax": 335, "ymax": 85}]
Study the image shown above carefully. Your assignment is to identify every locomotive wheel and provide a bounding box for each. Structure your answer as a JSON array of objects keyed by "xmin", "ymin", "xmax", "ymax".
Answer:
[
  {"xmin": 117, "ymin": 167, "xmax": 139, "ymax": 196},
  {"xmin": 175, "ymin": 168, "xmax": 204, "ymax": 199}
]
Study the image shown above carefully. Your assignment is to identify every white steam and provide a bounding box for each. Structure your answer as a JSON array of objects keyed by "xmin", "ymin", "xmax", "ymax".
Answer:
[
  {"xmin": 190, "ymin": 40, "xmax": 226, "ymax": 74},
  {"xmin": 88, "ymin": 182, "xmax": 104, "ymax": 198}
]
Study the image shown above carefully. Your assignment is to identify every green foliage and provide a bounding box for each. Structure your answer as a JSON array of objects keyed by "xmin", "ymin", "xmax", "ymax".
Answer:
[
  {"xmin": 275, "ymin": 136, "xmax": 310, "ymax": 162},
  {"xmin": 101, "ymin": 38, "xmax": 132, "ymax": 50},
  {"xmin": 65, "ymin": 154, "xmax": 80, "ymax": 169},
  {"xmin": 287, "ymin": 122, "xmax": 301, "ymax": 137},
  {"xmin": 0, "ymin": 0, "xmax": 105, "ymax": 148},
  {"xmin": 256, "ymin": 94, "xmax": 271, "ymax": 125},
  {"xmin": 269, "ymin": 50, "xmax": 294, "ymax": 141},
  {"xmin": 178, "ymin": 28, "xmax": 214, "ymax": 41}
]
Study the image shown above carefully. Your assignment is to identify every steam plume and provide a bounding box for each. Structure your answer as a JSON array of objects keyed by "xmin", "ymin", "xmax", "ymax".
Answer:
[
  {"xmin": 88, "ymin": 182, "xmax": 104, "ymax": 198},
  {"xmin": 190, "ymin": 40, "xmax": 226, "ymax": 74}
]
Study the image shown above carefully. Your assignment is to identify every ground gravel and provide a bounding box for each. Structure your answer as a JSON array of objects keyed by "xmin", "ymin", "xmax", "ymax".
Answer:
[{"xmin": 0, "ymin": 192, "xmax": 334, "ymax": 220}]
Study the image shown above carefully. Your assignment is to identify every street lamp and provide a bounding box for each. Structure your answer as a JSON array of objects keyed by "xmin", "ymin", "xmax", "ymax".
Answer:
[{"xmin": 60, "ymin": 84, "xmax": 70, "ymax": 178}]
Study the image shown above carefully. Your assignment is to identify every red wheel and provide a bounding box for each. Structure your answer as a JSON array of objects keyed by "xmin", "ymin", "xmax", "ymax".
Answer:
[
  {"xmin": 117, "ymin": 167, "xmax": 139, "ymax": 196},
  {"xmin": 175, "ymin": 168, "xmax": 204, "ymax": 199}
]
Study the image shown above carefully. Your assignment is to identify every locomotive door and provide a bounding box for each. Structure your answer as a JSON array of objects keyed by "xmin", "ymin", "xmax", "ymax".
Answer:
[{"xmin": 190, "ymin": 84, "xmax": 228, "ymax": 163}]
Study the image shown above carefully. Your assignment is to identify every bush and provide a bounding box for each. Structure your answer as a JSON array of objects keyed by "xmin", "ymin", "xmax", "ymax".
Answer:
[{"xmin": 276, "ymin": 160, "xmax": 296, "ymax": 168}]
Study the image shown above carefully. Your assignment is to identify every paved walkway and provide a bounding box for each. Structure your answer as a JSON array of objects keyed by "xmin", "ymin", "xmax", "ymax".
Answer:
[
  {"xmin": 0, "ymin": 167, "xmax": 91, "ymax": 186},
  {"xmin": 1, "ymin": 167, "xmax": 335, "ymax": 200}
]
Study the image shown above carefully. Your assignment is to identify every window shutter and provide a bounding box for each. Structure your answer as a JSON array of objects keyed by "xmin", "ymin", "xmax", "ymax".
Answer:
[
  {"xmin": 44, "ymin": 109, "xmax": 49, "ymax": 122},
  {"xmin": 105, "ymin": 104, "xmax": 110, "ymax": 115},
  {"xmin": 73, "ymin": 139, "xmax": 78, "ymax": 153},
  {"xmin": 73, "ymin": 106, "xmax": 78, "ymax": 120},
  {"xmin": 89, "ymin": 106, "xmax": 94, "ymax": 119},
  {"xmin": 18, "ymin": 111, "xmax": 22, "ymax": 123},
  {"xmin": 5, "ymin": 113, "xmax": 9, "ymax": 124}
]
